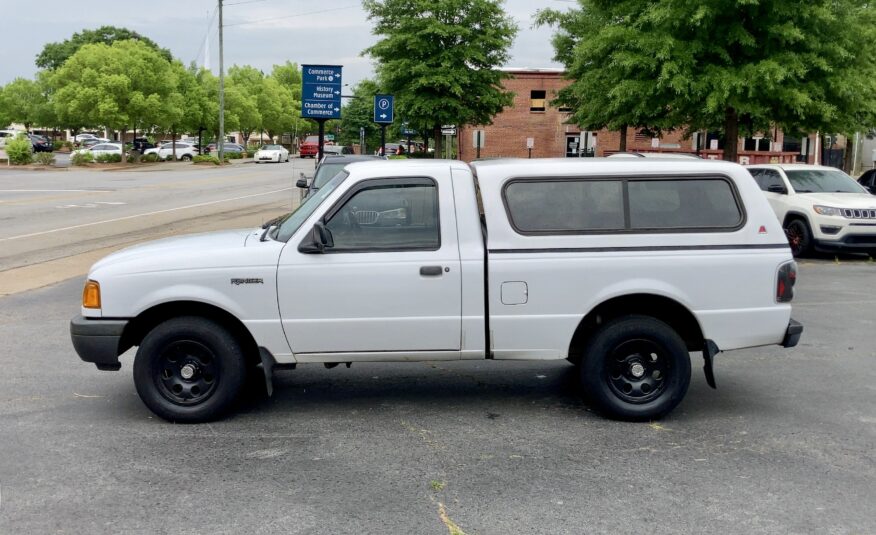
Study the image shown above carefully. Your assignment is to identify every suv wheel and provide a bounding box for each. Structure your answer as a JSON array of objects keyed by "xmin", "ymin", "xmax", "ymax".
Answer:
[
  {"xmin": 181, "ymin": 154, "xmax": 193, "ymax": 162},
  {"xmin": 133, "ymin": 317, "xmax": 246, "ymax": 423},
  {"xmin": 580, "ymin": 315, "xmax": 691, "ymax": 421},
  {"xmin": 785, "ymin": 219, "xmax": 812, "ymax": 258}
]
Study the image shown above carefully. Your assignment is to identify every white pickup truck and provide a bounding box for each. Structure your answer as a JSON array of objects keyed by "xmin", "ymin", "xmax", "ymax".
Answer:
[{"xmin": 71, "ymin": 158, "xmax": 802, "ymax": 422}]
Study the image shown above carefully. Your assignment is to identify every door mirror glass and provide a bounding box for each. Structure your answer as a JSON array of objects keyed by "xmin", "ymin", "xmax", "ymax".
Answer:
[
  {"xmin": 296, "ymin": 178, "xmax": 308, "ymax": 189},
  {"xmin": 298, "ymin": 222, "xmax": 333, "ymax": 254},
  {"xmin": 767, "ymin": 184, "xmax": 787, "ymax": 194}
]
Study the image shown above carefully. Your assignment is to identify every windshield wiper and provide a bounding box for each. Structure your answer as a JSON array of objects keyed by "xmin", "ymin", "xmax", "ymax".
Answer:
[{"xmin": 261, "ymin": 213, "xmax": 287, "ymax": 229}]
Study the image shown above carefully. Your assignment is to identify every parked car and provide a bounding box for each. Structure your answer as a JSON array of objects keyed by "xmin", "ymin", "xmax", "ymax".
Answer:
[
  {"xmin": 377, "ymin": 143, "xmax": 405, "ymax": 156},
  {"xmin": 74, "ymin": 143, "xmax": 122, "ymax": 158},
  {"xmin": 74, "ymin": 133, "xmax": 99, "ymax": 143},
  {"xmin": 144, "ymin": 142, "xmax": 197, "ymax": 161},
  {"xmin": 28, "ymin": 134, "xmax": 54, "ymax": 153},
  {"xmin": 69, "ymin": 158, "xmax": 803, "ymax": 423},
  {"xmin": 322, "ymin": 144, "xmax": 355, "ymax": 156},
  {"xmin": 856, "ymin": 169, "xmax": 876, "ymax": 194},
  {"xmin": 607, "ymin": 152, "xmax": 701, "ymax": 159},
  {"xmin": 0, "ymin": 129, "xmax": 27, "ymax": 148},
  {"xmin": 132, "ymin": 138, "xmax": 156, "ymax": 153},
  {"xmin": 82, "ymin": 138, "xmax": 112, "ymax": 148},
  {"xmin": 748, "ymin": 164, "xmax": 876, "ymax": 257},
  {"xmin": 205, "ymin": 142, "xmax": 245, "ymax": 154},
  {"xmin": 253, "ymin": 144, "xmax": 290, "ymax": 164},
  {"xmin": 299, "ymin": 136, "xmax": 321, "ymax": 158},
  {"xmin": 296, "ymin": 155, "xmax": 386, "ymax": 197}
]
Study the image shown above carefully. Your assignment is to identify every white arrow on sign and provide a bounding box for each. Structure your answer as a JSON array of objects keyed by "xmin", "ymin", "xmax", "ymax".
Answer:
[
  {"xmin": 380, "ymin": 114, "xmax": 387, "ymax": 119},
  {"xmin": 335, "ymin": 91, "xmax": 340, "ymax": 95},
  {"xmin": 334, "ymin": 108, "xmax": 340, "ymax": 112}
]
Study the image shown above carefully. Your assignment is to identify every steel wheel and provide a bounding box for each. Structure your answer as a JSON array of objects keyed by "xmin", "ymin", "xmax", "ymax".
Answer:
[
  {"xmin": 606, "ymin": 339, "xmax": 670, "ymax": 404},
  {"xmin": 155, "ymin": 340, "xmax": 220, "ymax": 405}
]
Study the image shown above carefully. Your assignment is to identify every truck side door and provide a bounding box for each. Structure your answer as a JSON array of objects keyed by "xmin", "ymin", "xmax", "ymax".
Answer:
[{"xmin": 276, "ymin": 174, "xmax": 462, "ymax": 358}]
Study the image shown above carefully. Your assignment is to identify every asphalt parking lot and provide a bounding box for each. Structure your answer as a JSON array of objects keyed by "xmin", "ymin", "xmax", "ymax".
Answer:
[{"xmin": 0, "ymin": 257, "xmax": 874, "ymax": 534}]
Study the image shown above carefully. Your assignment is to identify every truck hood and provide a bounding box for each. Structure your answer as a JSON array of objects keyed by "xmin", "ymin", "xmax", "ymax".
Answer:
[
  {"xmin": 90, "ymin": 228, "xmax": 257, "ymax": 272},
  {"xmin": 798, "ymin": 192, "xmax": 876, "ymax": 208}
]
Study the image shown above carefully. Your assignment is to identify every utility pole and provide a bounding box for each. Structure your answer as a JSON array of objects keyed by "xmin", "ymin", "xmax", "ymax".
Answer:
[{"xmin": 218, "ymin": 0, "xmax": 225, "ymax": 163}]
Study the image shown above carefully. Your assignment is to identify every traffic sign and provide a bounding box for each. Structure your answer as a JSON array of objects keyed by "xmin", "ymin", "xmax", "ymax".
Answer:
[
  {"xmin": 301, "ymin": 64, "xmax": 342, "ymax": 120},
  {"xmin": 401, "ymin": 123, "xmax": 416, "ymax": 136},
  {"xmin": 374, "ymin": 94, "xmax": 394, "ymax": 124}
]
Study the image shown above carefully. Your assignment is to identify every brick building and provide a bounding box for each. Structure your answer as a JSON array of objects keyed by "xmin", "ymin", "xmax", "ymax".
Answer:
[{"xmin": 458, "ymin": 69, "xmax": 830, "ymax": 166}]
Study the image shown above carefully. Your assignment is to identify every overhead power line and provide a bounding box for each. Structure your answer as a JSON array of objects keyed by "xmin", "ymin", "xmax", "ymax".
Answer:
[{"xmin": 223, "ymin": 5, "xmax": 358, "ymax": 27}]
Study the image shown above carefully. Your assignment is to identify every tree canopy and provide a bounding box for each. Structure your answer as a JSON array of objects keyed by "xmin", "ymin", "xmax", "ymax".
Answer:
[
  {"xmin": 36, "ymin": 26, "xmax": 173, "ymax": 71},
  {"xmin": 363, "ymin": 0, "xmax": 518, "ymax": 153},
  {"xmin": 0, "ymin": 77, "xmax": 52, "ymax": 130},
  {"xmin": 538, "ymin": 0, "xmax": 876, "ymax": 160}
]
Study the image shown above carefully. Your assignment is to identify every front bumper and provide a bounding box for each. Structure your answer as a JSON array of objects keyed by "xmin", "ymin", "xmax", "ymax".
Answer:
[
  {"xmin": 70, "ymin": 315, "xmax": 129, "ymax": 371},
  {"xmin": 782, "ymin": 318, "xmax": 804, "ymax": 348}
]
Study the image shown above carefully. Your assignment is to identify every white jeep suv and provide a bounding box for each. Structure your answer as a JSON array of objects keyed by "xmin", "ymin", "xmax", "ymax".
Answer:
[{"xmin": 748, "ymin": 164, "xmax": 876, "ymax": 257}]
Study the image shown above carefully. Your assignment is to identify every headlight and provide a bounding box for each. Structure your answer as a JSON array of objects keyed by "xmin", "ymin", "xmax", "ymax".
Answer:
[
  {"xmin": 813, "ymin": 205, "xmax": 842, "ymax": 216},
  {"xmin": 82, "ymin": 280, "xmax": 101, "ymax": 309}
]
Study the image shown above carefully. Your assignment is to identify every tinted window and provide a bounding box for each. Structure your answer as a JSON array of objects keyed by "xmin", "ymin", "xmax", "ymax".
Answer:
[
  {"xmin": 504, "ymin": 177, "xmax": 743, "ymax": 234},
  {"xmin": 785, "ymin": 169, "xmax": 864, "ymax": 193},
  {"xmin": 749, "ymin": 169, "xmax": 785, "ymax": 191},
  {"xmin": 504, "ymin": 180, "xmax": 624, "ymax": 232},
  {"xmin": 628, "ymin": 179, "xmax": 742, "ymax": 229},
  {"xmin": 325, "ymin": 179, "xmax": 440, "ymax": 251},
  {"xmin": 313, "ymin": 163, "xmax": 348, "ymax": 188}
]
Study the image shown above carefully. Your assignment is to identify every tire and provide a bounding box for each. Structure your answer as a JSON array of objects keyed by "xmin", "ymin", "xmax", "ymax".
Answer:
[
  {"xmin": 784, "ymin": 218, "xmax": 812, "ymax": 258},
  {"xmin": 133, "ymin": 316, "xmax": 246, "ymax": 423},
  {"xmin": 580, "ymin": 315, "xmax": 691, "ymax": 421},
  {"xmin": 181, "ymin": 154, "xmax": 192, "ymax": 162}
]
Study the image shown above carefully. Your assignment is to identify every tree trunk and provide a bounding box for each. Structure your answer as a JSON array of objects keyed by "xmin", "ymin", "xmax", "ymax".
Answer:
[
  {"xmin": 433, "ymin": 126, "xmax": 442, "ymax": 159},
  {"xmin": 172, "ymin": 129, "xmax": 177, "ymax": 160},
  {"xmin": 120, "ymin": 126, "xmax": 126, "ymax": 161},
  {"xmin": 723, "ymin": 107, "xmax": 739, "ymax": 162},
  {"xmin": 619, "ymin": 125, "xmax": 628, "ymax": 152}
]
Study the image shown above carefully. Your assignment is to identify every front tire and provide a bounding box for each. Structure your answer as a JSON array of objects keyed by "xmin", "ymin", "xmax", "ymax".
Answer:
[
  {"xmin": 133, "ymin": 317, "xmax": 246, "ymax": 423},
  {"xmin": 181, "ymin": 154, "xmax": 192, "ymax": 162},
  {"xmin": 785, "ymin": 219, "xmax": 812, "ymax": 258},
  {"xmin": 580, "ymin": 315, "xmax": 691, "ymax": 421}
]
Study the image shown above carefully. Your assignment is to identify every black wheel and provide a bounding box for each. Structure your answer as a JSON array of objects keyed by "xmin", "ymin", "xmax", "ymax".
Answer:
[
  {"xmin": 133, "ymin": 317, "xmax": 246, "ymax": 423},
  {"xmin": 784, "ymin": 219, "xmax": 812, "ymax": 258},
  {"xmin": 580, "ymin": 315, "xmax": 691, "ymax": 421},
  {"xmin": 181, "ymin": 154, "xmax": 192, "ymax": 161}
]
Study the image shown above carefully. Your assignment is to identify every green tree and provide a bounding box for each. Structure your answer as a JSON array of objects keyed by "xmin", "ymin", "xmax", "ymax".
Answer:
[
  {"xmin": 36, "ymin": 26, "xmax": 172, "ymax": 70},
  {"xmin": 0, "ymin": 77, "xmax": 48, "ymax": 130},
  {"xmin": 339, "ymin": 79, "xmax": 382, "ymax": 151},
  {"xmin": 51, "ymin": 39, "xmax": 177, "ymax": 158},
  {"xmin": 363, "ymin": 0, "xmax": 518, "ymax": 155},
  {"xmin": 538, "ymin": 0, "xmax": 876, "ymax": 161},
  {"xmin": 227, "ymin": 65, "xmax": 263, "ymax": 146}
]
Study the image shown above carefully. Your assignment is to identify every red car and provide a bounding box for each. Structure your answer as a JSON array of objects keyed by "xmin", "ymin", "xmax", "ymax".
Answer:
[{"xmin": 299, "ymin": 136, "xmax": 337, "ymax": 158}]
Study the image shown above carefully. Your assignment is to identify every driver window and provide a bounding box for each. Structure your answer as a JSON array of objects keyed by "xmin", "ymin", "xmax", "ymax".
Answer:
[{"xmin": 324, "ymin": 179, "xmax": 440, "ymax": 252}]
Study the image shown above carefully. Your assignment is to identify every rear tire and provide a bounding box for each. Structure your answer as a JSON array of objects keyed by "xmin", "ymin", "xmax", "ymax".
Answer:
[
  {"xmin": 580, "ymin": 315, "xmax": 691, "ymax": 421},
  {"xmin": 133, "ymin": 316, "xmax": 246, "ymax": 423},
  {"xmin": 181, "ymin": 154, "xmax": 192, "ymax": 162}
]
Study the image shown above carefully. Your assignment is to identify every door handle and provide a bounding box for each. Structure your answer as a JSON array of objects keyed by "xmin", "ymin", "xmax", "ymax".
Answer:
[{"xmin": 419, "ymin": 266, "xmax": 443, "ymax": 276}]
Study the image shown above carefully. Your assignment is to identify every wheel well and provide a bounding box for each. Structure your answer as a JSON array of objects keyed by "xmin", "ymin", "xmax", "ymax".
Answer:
[
  {"xmin": 567, "ymin": 294, "xmax": 704, "ymax": 364},
  {"xmin": 120, "ymin": 301, "xmax": 260, "ymax": 366},
  {"xmin": 782, "ymin": 212, "xmax": 809, "ymax": 228}
]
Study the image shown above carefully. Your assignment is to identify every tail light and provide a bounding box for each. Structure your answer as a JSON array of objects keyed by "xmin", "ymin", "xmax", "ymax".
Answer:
[{"xmin": 776, "ymin": 261, "xmax": 797, "ymax": 303}]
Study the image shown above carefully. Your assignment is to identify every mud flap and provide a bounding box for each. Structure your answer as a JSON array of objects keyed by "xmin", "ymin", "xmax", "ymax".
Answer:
[{"xmin": 702, "ymin": 340, "xmax": 719, "ymax": 389}]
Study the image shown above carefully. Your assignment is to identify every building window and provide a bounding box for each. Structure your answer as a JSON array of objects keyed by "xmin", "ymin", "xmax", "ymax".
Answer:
[
  {"xmin": 530, "ymin": 90, "xmax": 546, "ymax": 112},
  {"xmin": 743, "ymin": 137, "xmax": 771, "ymax": 151}
]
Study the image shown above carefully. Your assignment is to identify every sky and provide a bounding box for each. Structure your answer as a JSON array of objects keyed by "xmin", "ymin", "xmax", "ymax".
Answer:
[{"xmin": 0, "ymin": 0, "xmax": 566, "ymax": 88}]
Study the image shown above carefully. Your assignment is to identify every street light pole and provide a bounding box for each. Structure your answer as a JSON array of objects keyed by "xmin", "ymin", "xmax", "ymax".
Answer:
[{"xmin": 218, "ymin": 0, "xmax": 225, "ymax": 163}]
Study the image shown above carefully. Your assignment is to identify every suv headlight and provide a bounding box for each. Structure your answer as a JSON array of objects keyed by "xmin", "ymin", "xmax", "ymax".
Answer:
[{"xmin": 813, "ymin": 205, "xmax": 842, "ymax": 216}]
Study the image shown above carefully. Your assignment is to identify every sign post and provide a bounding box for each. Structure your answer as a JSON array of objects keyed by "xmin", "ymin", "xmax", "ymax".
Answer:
[
  {"xmin": 402, "ymin": 123, "xmax": 416, "ymax": 154},
  {"xmin": 526, "ymin": 137, "xmax": 534, "ymax": 159},
  {"xmin": 473, "ymin": 129, "xmax": 485, "ymax": 159},
  {"xmin": 373, "ymin": 95, "xmax": 394, "ymax": 156},
  {"xmin": 301, "ymin": 64, "xmax": 343, "ymax": 161}
]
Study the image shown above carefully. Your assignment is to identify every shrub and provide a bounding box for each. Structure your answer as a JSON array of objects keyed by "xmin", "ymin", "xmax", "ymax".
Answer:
[
  {"xmin": 71, "ymin": 151, "xmax": 94, "ymax": 165},
  {"xmin": 34, "ymin": 152, "xmax": 56, "ymax": 166},
  {"xmin": 5, "ymin": 135, "xmax": 33, "ymax": 165},
  {"xmin": 193, "ymin": 154, "xmax": 221, "ymax": 165},
  {"xmin": 224, "ymin": 151, "xmax": 245, "ymax": 159},
  {"xmin": 95, "ymin": 153, "xmax": 122, "ymax": 163},
  {"xmin": 142, "ymin": 153, "xmax": 160, "ymax": 163}
]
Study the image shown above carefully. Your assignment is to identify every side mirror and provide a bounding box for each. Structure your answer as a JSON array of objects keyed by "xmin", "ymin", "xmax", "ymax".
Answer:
[
  {"xmin": 296, "ymin": 178, "xmax": 308, "ymax": 189},
  {"xmin": 298, "ymin": 222, "xmax": 333, "ymax": 254},
  {"xmin": 767, "ymin": 184, "xmax": 787, "ymax": 194}
]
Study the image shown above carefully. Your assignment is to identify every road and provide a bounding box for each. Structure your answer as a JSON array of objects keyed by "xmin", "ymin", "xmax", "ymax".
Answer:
[
  {"xmin": 0, "ymin": 259, "xmax": 874, "ymax": 534},
  {"xmin": 0, "ymin": 159, "xmax": 313, "ymax": 296}
]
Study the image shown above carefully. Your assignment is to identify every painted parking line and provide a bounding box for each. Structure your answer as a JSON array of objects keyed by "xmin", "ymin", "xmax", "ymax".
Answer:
[
  {"xmin": 0, "ymin": 187, "xmax": 293, "ymax": 242},
  {"xmin": 0, "ymin": 189, "xmax": 114, "ymax": 193}
]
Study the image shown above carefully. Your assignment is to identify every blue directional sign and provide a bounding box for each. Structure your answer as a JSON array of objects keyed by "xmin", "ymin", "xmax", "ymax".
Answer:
[
  {"xmin": 374, "ymin": 94, "xmax": 394, "ymax": 124},
  {"xmin": 301, "ymin": 64, "xmax": 342, "ymax": 120},
  {"xmin": 401, "ymin": 122, "xmax": 416, "ymax": 136}
]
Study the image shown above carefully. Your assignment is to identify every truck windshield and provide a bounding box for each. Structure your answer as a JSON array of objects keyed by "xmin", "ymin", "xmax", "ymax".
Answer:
[
  {"xmin": 272, "ymin": 171, "xmax": 348, "ymax": 242},
  {"xmin": 785, "ymin": 169, "xmax": 865, "ymax": 193},
  {"xmin": 313, "ymin": 163, "xmax": 348, "ymax": 189}
]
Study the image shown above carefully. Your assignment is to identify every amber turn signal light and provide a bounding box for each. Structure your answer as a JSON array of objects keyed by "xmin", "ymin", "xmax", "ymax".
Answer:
[{"xmin": 82, "ymin": 280, "xmax": 101, "ymax": 309}]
